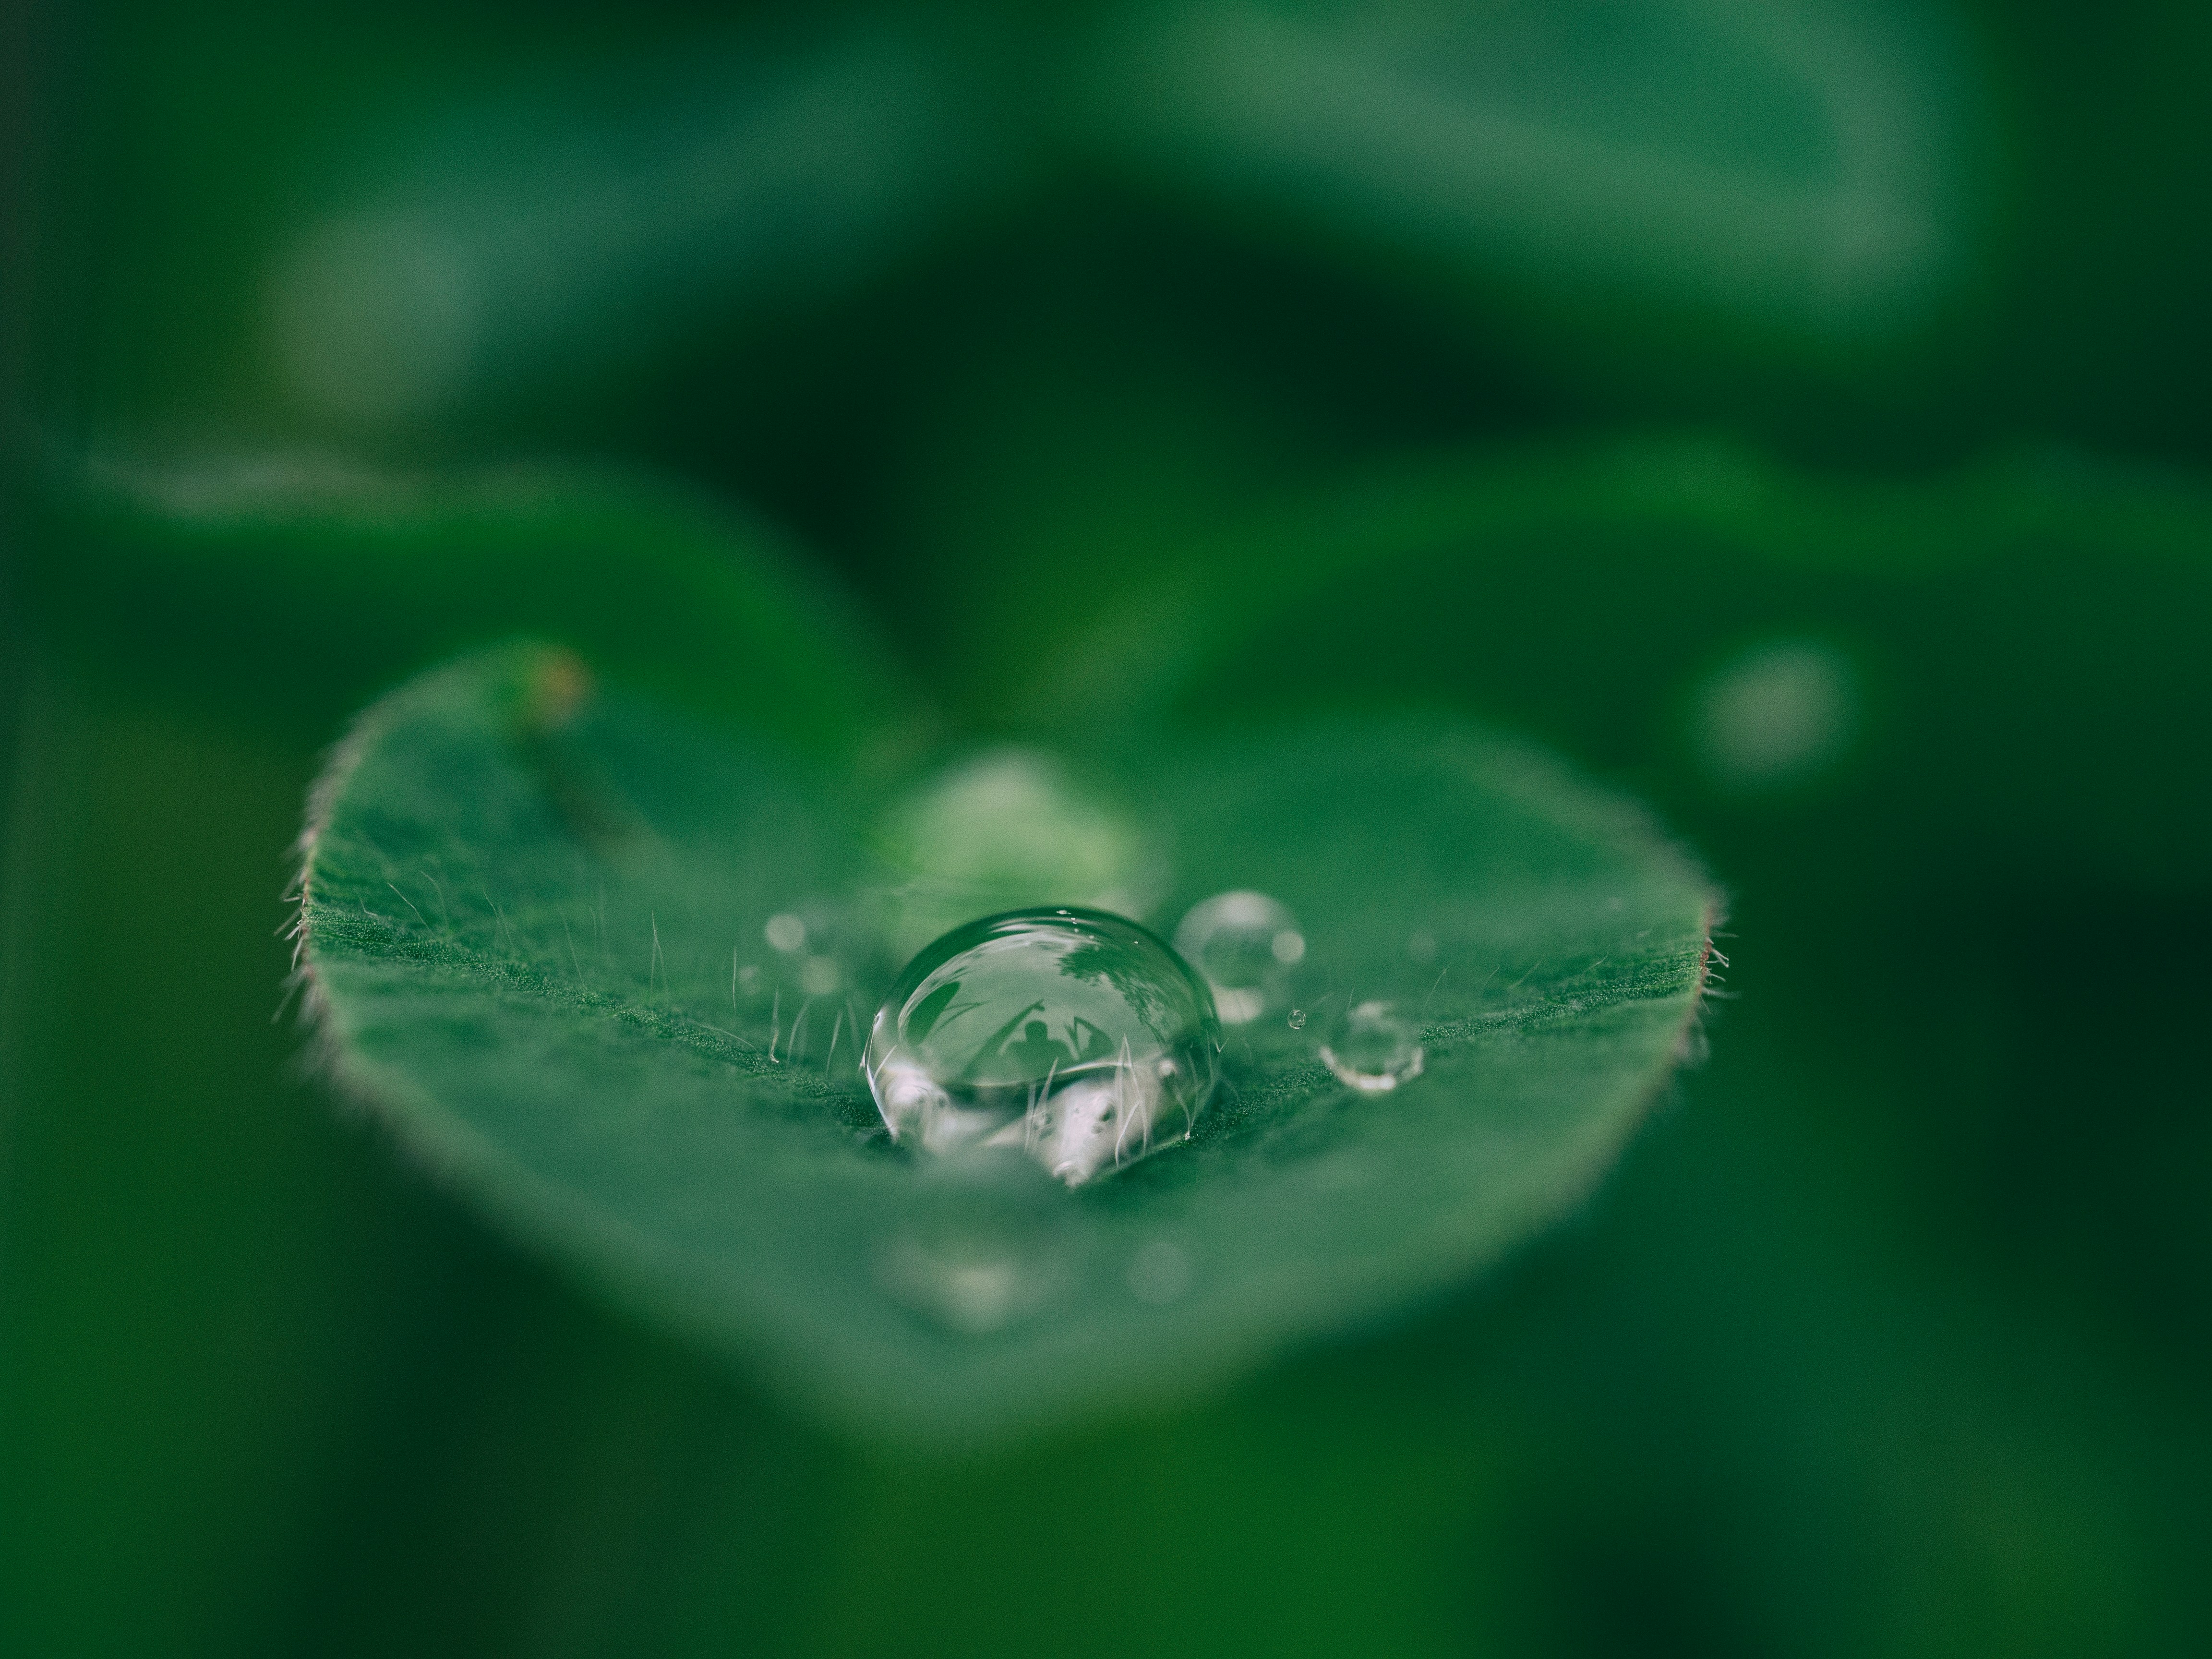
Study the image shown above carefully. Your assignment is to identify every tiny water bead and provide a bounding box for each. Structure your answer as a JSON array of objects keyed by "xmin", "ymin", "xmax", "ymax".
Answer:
[
  {"xmin": 865, "ymin": 907, "xmax": 1222, "ymax": 1188},
  {"xmin": 1174, "ymin": 889, "xmax": 1304, "ymax": 1024},
  {"xmin": 1319, "ymin": 1000, "xmax": 1426, "ymax": 1093}
]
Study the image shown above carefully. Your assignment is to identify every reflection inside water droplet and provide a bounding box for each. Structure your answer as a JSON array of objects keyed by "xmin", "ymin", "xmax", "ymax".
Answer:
[
  {"xmin": 865, "ymin": 907, "xmax": 1221, "ymax": 1187},
  {"xmin": 1319, "ymin": 1000, "xmax": 1425, "ymax": 1093},
  {"xmin": 1174, "ymin": 889, "xmax": 1302, "ymax": 1025}
]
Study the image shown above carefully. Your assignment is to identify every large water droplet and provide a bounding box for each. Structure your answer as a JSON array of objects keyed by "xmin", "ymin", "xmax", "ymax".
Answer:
[
  {"xmin": 1319, "ymin": 1000, "xmax": 1426, "ymax": 1093},
  {"xmin": 865, "ymin": 907, "xmax": 1221, "ymax": 1187},
  {"xmin": 1174, "ymin": 889, "xmax": 1304, "ymax": 1025}
]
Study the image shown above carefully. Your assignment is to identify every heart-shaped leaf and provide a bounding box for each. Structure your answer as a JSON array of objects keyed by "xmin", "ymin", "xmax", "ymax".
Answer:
[{"xmin": 298, "ymin": 644, "xmax": 1717, "ymax": 1442}]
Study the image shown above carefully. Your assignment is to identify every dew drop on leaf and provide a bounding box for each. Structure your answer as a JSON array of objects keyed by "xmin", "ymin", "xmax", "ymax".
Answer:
[
  {"xmin": 1173, "ymin": 889, "xmax": 1303, "ymax": 1025},
  {"xmin": 864, "ymin": 907, "xmax": 1222, "ymax": 1187},
  {"xmin": 1319, "ymin": 1000, "xmax": 1426, "ymax": 1094}
]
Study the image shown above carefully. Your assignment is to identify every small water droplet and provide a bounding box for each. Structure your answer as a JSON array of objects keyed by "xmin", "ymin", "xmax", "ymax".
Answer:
[
  {"xmin": 1287, "ymin": 1008, "xmax": 1307, "ymax": 1031},
  {"xmin": 1319, "ymin": 1000, "xmax": 1425, "ymax": 1094},
  {"xmin": 765, "ymin": 912, "xmax": 807, "ymax": 953},
  {"xmin": 1174, "ymin": 890, "xmax": 1302, "ymax": 1026},
  {"xmin": 865, "ymin": 907, "xmax": 1221, "ymax": 1187}
]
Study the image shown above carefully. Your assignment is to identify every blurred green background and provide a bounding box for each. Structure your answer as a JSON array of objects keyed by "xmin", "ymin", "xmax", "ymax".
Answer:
[{"xmin": 4, "ymin": 2, "xmax": 2209, "ymax": 1654}]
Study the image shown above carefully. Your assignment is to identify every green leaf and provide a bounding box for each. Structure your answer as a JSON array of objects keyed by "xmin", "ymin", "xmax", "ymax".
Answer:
[
  {"xmin": 14, "ymin": 454, "xmax": 898, "ymax": 756},
  {"xmin": 947, "ymin": 437, "xmax": 2212, "ymax": 890},
  {"xmin": 1071, "ymin": 0, "xmax": 1974, "ymax": 349},
  {"xmin": 298, "ymin": 644, "xmax": 1717, "ymax": 1442}
]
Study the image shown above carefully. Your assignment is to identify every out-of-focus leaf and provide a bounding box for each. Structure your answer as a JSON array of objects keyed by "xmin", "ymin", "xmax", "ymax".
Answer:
[
  {"xmin": 1073, "ymin": 0, "xmax": 1984, "ymax": 347},
  {"xmin": 26, "ymin": 7, "xmax": 1022, "ymax": 445},
  {"xmin": 256, "ymin": 24, "xmax": 1020, "ymax": 434},
  {"xmin": 14, "ymin": 455, "xmax": 900, "ymax": 755},
  {"xmin": 958, "ymin": 436, "xmax": 2212, "ymax": 891}
]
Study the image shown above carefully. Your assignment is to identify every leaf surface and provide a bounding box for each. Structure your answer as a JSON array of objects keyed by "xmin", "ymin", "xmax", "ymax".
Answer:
[{"xmin": 300, "ymin": 645, "xmax": 1716, "ymax": 1440}]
